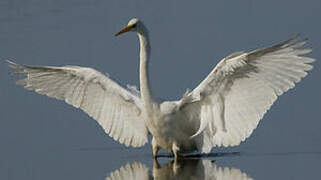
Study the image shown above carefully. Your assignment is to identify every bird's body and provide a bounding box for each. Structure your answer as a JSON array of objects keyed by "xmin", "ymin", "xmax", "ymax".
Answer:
[
  {"xmin": 149, "ymin": 103, "xmax": 199, "ymax": 153},
  {"xmin": 8, "ymin": 18, "xmax": 315, "ymax": 160}
]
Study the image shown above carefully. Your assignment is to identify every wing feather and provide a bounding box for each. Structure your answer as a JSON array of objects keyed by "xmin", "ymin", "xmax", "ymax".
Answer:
[
  {"xmin": 179, "ymin": 36, "xmax": 315, "ymax": 152},
  {"xmin": 8, "ymin": 61, "xmax": 148, "ymax": 147}
]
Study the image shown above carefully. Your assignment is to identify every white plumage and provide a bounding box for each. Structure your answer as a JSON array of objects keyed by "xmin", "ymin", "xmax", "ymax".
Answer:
[
  {"xmin": 8, "ymin": 18, "xmax": 315, "ymax": 159},
  {"xmin": 8, "ymin": 63, "xmax": 148, "ymax": 147}
]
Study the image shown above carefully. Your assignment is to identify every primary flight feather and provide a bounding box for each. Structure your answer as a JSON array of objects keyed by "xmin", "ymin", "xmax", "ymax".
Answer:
[{"xmin": 8, "ymin": 18, "xmax": 315, "ymax": 159}]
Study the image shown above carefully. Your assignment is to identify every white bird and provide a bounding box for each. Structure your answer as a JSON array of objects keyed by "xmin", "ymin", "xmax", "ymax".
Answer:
[{"xmin": 8, "ymin": 18, "xmax": 315, "ymax": 160}]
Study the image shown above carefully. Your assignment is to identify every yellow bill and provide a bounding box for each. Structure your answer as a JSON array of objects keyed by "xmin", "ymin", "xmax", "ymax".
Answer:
[{"xmin": 115, "ymin": 24, "xmax": 135, "ymax": 36}]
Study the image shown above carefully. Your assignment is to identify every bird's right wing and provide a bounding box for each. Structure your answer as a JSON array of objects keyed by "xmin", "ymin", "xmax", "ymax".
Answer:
[{"xmin": 8, "ymin": 61, "xmax": 148, "ymax": 147}]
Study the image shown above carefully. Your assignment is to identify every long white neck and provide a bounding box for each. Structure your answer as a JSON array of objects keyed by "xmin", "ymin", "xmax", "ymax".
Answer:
[{"xmin": 137, "ymin": 28, "xmax": 154, "ymax": 112}]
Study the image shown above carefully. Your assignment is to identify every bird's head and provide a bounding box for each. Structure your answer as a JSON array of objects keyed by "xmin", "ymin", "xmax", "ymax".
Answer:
[{"xmin": 115, "ymin": 18, "xmax": 142, "ymax": 36}]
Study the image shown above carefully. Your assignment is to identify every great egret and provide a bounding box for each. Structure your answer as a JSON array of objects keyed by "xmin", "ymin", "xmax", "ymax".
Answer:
[{"xmin": 8, "ymin": 18, "xmax": 315, "ymax": 160}]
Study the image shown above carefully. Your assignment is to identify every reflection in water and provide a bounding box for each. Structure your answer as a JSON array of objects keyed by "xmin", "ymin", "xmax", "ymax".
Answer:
[
  {"xmin": 106, "ymin": 159, "xmax": 253, "ymax": 180},
  {"xmin": 106, "ymin": 162, "xmax": 151, "ymax": 180}
]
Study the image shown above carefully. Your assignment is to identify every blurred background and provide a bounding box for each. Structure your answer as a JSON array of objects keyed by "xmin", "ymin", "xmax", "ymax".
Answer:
[{"xmin": 0, "ymin": 0, "xmax": 320, "ymax": 179}]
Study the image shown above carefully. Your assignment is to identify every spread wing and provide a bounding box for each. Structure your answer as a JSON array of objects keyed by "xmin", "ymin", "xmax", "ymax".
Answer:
[
  {"xmin": 178, "ymin": 36, "xmax": 315, "ymax": 152},
  {"xmin": 8, "ymin": 61, "xmax": 148, "ymax": 147}
]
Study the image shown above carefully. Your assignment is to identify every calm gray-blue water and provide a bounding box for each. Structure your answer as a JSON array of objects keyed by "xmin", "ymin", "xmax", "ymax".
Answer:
[{"xmin": 1, "ymin": 0, "xmax": 320, "ymax": 179}]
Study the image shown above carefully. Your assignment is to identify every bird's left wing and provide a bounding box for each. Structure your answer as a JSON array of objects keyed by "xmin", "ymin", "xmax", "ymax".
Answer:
[
  {"xmin": 177, "ymin": 36, "xmax": 315, "ymax": 152},
  {"xmin": 8, "ymin": 61, "xmax": 148, "ymax": 147}
]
